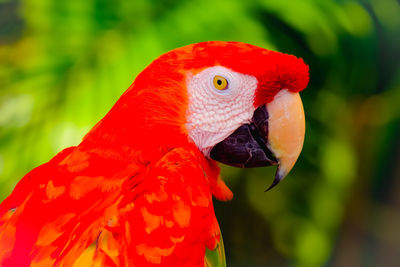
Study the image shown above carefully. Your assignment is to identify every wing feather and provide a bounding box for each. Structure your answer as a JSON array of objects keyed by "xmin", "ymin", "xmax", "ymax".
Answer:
[{"xmin": 0, "ymin": 146, "xmax": 225, "ymax": 267}]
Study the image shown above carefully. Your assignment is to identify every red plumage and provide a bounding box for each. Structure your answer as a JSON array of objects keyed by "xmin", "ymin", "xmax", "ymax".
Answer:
[{"xmin": 0, "ymin": 41, "xmax": 308, "ymax": 266}]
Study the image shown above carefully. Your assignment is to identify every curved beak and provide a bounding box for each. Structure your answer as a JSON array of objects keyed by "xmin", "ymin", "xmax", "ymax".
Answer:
[
  {"xmin": 265, "ymin": 89, "xmax": 305, "ymax": 190},
  {"xmin": 210, "ymin": 89, "xmax": 305, "ymax": 191}
]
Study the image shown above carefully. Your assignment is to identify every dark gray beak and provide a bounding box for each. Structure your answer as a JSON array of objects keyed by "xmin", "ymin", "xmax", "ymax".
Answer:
[{"xmin": 209, "ymin": 90, "xmax": 305, "ymax": 191}]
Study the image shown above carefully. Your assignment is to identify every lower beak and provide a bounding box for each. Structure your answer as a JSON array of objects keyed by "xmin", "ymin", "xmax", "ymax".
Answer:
[{"xmin": 210, "ymin": 90, "xmax": 305, "ymax": 191}]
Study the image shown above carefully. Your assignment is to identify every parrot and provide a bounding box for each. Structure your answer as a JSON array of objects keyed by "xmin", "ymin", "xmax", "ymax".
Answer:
[{"xmin": 0, "ymin": 41, "xmax": 309, "ymax": 266}]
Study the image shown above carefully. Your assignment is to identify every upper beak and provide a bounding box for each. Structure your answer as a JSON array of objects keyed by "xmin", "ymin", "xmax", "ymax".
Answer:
[
  {"xmin": 264, "ymin": 89, "xmax": 305, "ymax": 190},
  {"xmin": 210, "ymin": 89, "xmax": 305, "ymax": 191}
]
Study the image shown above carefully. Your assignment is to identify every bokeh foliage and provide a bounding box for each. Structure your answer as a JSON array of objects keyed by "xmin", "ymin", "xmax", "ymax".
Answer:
[{"xmin": 0, "ymin": 0, "xmax": 399, "ymax": 266}]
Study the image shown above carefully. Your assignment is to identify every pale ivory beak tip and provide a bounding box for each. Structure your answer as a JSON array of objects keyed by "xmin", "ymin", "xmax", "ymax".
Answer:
[{"xmin": 265, "ymin": 89, "xmax": 305, "ymax": 190}]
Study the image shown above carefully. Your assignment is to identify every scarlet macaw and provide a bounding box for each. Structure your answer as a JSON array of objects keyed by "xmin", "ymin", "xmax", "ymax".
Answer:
[{"xmin": 0, "ymin": 41, "xmax": 308, "ymax": 266}]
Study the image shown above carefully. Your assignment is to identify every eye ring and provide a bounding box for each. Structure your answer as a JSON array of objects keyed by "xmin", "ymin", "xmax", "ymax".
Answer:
[{"xmin": 213, "ymin": 75, "xmax": 228, "ymax": 90}]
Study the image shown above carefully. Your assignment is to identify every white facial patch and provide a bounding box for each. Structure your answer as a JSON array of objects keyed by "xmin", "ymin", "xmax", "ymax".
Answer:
[{"xmin": 186, "ymin": 66, "xmax": 258, "ymax": 156}]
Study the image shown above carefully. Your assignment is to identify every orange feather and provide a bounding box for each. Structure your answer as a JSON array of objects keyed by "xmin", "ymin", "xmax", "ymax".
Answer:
[{"xmin": 0, "ymin": 41, "xmax": 308, "ymax": 266}]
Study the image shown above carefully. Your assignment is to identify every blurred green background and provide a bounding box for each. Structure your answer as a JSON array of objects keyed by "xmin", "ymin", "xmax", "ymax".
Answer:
[{"xmin": 0, "ymin": 0, "xmax": 399, "ymax": 266}]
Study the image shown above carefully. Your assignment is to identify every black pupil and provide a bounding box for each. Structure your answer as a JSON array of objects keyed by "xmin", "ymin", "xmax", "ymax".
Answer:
[{"xmin": 217, "ymin": 79, "xmax": 222, "ymax": 86}]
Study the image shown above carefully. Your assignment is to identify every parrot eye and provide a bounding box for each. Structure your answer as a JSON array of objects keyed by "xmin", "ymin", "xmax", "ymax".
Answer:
[{"xmin": 213, "ymin": 75, "xmax": 228, "ymax": 90}]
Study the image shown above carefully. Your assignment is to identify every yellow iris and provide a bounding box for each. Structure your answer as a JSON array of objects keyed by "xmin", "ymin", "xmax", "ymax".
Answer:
[{"xmin": 213, "ymin": 75, "xmax": 228, "ymax": 90}]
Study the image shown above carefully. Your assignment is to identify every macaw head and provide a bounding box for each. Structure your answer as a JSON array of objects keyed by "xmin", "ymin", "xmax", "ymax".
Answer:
[
  {"xmin": 181, "ymin": 42, "xmax": 308, "ymax": 190},
  {"xmin": 91, "ymin": 41, "xmax": 308, "ymax": 190}
]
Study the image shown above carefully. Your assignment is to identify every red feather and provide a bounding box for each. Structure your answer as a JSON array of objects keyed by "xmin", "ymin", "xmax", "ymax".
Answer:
[{"xmin": 0, "ymin": 41, "xmax": 307, "ymax": 266}]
